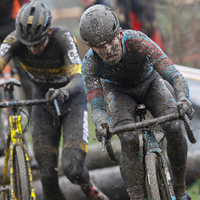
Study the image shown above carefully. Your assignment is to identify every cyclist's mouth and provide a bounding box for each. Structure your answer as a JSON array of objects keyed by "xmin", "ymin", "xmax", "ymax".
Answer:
[
  {"xmin": 106, "ymin": 55, "xmax": 116, "ymax": 61},
  {"xmin": 32, "ymin": 49, "xmax": 41, "ymax": 55}
]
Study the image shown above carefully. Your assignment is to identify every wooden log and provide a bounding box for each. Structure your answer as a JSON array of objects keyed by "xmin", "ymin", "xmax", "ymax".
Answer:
[
  {"xmin": 33, "ymin": 166, "xmax": 129, "ymax": 200},
  {"xmin": 1, "ymin": 139, "xmax": 200, "ymax": 185},
  {"xmin": 14, "ymin": 150, "xmax": 200, "ymax": 200},
  {"xmin": 0, "ymin": 166, "xmax": 129, "ymax": 200},
  {"xmin": 1, "ymin": 150, "xmax": 200, "ymax": 200}
]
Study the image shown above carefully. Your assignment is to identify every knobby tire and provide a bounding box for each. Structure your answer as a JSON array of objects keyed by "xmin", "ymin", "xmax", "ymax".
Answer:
[
  {"xmin": 13, "ymin": 145, "xmax": 29, "ymax": 200},
  {"xmin": 145, "ymin": 153, "xmax": 171, "ymax": 200}
]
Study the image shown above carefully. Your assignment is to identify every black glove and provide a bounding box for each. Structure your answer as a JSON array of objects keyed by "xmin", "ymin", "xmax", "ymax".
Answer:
[
  {"xmin": 95, "ymin": 122, "xmax": 112, "ymax": 142},
  {"xmin": 177, "ymin": 97, "xmax": 195, "ymax": 120},
  {"xmin": 45, "ymin": 87, "xmax": 69, "ymax": 104}
]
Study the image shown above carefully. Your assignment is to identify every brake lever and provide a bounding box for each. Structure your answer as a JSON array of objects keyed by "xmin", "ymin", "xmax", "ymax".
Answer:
[
  {"xmin": 53, "ymin": 99, "xmax": 61, "ymax": 116},
  {"xmin": 101, "ymin": 136, "xmax": 106, "ymax": 152},
  {"xmin": 177, "ymin": 101, "xmax": 196, "ymax": 144},
  {"xmin": 49, "ymin": 88, "xmax": 61, "ymax": 127},
  {"xmin": 183, "ymin": 115, "xmax": 196, "ymax": 144}
]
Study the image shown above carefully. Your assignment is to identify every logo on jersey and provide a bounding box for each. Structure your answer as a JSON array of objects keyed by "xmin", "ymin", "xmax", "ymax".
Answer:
[
  {"xmin": 0, "ymin": 43, "xmax": 11, "ymax": 56},
  {"xmin": 68, "ymin": 49, "xmax": 80, "ymax": 64},
  {"xmin": 65, "ymin": 32, "xmax": 81, "ymax": 64},
  {"xmin": 3, "ymin": 35, "xmax": 16, "ymax": 44}
]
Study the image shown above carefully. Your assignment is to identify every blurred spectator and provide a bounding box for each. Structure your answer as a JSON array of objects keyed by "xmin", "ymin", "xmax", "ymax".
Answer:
[
  {"xmin": 80, "ymin": 0, "xmax": 110, "ymax": 10},
  {"xmin": 115, "ymin": 0, "xmax": 164, "ymax": 50},
  {"xmin": 0, "ymin": 0, "xmax": 31, "ymax": 43}
]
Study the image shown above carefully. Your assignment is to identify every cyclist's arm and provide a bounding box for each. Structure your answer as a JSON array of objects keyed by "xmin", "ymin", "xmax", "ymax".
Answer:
[
  {"xmin": 81, "ymin": 54, "xmax": 109, "ymax": 126},
  {"xmin": 58, "ymin": 29, "xmax": 85, "ymax": 97},
  {"xmin": 134, "ymin": 32, "xmax": 189, "ymax": 101},
  {"xmin": 153, "ymin": 53, "xmax": 189, "ymax": 102},
  {"xmin": 155, "ymin": 63, "xmax": 189, "ymax": 102},
  {"xmin": 63, "ymin": 66, "xmax": 85, "ymax": 97},
  {"xmin": 0, "ymin": 35, "xmax": 16, "ymax": 74}
]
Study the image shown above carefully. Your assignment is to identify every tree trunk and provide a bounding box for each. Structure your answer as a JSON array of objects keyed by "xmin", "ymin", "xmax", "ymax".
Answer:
[{"xmin": 1, "ymin": 141, "xmax": 200, "ymax": 185}]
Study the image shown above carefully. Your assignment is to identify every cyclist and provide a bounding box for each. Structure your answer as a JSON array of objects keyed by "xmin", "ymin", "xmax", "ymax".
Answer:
[
  {"xmin": 0, "ymin": 1, "xmax": 109, "ymax": 200},
  {"xmin": 79, "ymin": 4, "xmax": 194, "ymax": 200}
]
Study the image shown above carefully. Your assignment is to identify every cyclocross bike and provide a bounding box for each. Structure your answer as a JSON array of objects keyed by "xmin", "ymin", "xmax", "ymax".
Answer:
[
  {"xmin": 0, "ymin": 78, "xmax": 60, "ymax": 200},
  {"xmin": 101, "ymin": 103, "xmax": 196, "ymax": 200}
]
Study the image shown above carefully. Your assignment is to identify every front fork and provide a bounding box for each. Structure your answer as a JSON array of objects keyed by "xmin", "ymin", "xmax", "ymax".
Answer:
[{"xmin": 143, "ymin": 130, "xmax": 176, "ymax": 199}]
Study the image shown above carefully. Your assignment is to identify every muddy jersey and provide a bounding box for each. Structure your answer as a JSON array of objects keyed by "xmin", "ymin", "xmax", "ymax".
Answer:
[
  {"xmin": 0, "ymin": 26, "xmax": 84, "ymax": 96},
  {"xmin": 81, "ymin": 30, "xmax": 189, "ymax": 125}
]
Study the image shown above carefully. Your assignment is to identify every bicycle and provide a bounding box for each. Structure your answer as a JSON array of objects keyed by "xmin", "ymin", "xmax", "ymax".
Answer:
[
  {"xmin": 0, "ymin": 78, "xmax": 60, "ymax": 200},
  {"xmin": 100, "ymin": 103, "xmax": 196, "ymax": 200}
]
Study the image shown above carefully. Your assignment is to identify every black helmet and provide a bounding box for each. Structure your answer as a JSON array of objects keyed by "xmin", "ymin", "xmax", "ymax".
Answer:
[
  {"xmin": 15, "ymin": 1, "xmax": 53, "ymax": 46},
  {"xmin": 79, "ymin": 4, "xmax": 120, "ymax": 47}
]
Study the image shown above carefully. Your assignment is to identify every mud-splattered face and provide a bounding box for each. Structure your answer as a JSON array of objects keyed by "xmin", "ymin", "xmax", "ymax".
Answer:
[
  {"xmin": 27, "ymin": 36, "xmax": 49, "ymax": 55},
  {"xmin": 92, "ymin": 29, "xmax": 123, "ymax": 65}
]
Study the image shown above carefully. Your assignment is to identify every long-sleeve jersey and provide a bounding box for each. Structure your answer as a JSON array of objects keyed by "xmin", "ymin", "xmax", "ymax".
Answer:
[
  {"xmin": 81, "ymin": 30, "xmax": 189, "ymax": 126},
  {"xmin": 0, "ymin": 26, "xmax": 84, "ymax": 97}
]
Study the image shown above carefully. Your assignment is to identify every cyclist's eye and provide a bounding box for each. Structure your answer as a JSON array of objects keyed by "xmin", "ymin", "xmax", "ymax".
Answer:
[
  {"xmin": 27, "ymin": 37, "xmax": 47, "ymax": 48},
  {"xmin": 35, "ymin": 38, "xmax": 46, "ymax": 47}
]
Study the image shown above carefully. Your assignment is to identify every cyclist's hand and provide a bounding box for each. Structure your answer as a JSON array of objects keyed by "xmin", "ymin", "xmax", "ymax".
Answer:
[
  {"xmin": 95, "ymin": 122, "xmax": 112, "ymax": 142},
  {"xmin": 45, "ymin": 87, "xmax": 69, "ymax": 104},
  {"xmin": 177, "ymin": 97, "xmax": 195, "ymax": 120}
]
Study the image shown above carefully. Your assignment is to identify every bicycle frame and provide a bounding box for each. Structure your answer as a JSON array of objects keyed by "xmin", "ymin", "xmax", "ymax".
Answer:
[{"xmin": 2, "ymin": 115, "xmax": 36, "ymax": 200}]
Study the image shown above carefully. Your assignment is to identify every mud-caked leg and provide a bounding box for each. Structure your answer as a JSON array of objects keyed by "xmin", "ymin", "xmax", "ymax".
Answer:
[
  {"xmin": 32, "ymin": 104, "xmax": 66, "ymax": 200},
  {"xmin": 103, "ymin": 87, "xmax": 144, "ymax": 200},
  {"xmin": 62, "ymin": 102, "xmax": 109, "ymax": 200},
  {"xmin": 118, "ymin": 125, "xmax": 144, "ymax": 200}
]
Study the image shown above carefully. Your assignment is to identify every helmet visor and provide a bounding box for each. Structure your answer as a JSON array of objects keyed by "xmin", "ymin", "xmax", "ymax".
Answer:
[{"xmin": 19, "ymin": 35, "xmax": 48, "ymax": 46}]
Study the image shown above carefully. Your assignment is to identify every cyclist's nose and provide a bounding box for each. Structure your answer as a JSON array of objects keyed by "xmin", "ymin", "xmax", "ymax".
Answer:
[
  {"xmin": 27, "ymin": 45, "xmax": 41, "ymax": 54},
  {"xmin": 28, "ymin": 46, "xmax": 37, "ymax": 51},
  {"xmin": 104, "ymin": 43, "xmax": 112, "ymax": 54}
]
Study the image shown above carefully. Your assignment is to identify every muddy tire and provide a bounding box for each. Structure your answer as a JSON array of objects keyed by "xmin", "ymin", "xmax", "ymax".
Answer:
[
  {"xmin": 13, "ymin": 145, "xmax": 29, "ymax": 200},
  {"xmin": 145, "ymin": 153, "xmax": 172, "ymax": 200}
]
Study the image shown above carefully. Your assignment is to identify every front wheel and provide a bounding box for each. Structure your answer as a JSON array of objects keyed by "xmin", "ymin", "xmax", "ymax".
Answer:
[
  {"xmin": 13, "ymin": 145, "xmax": 30, "ymax": 200},
  {"xmin": 145, "ymin": 153, "xmax": 174, "ymax": 200}
]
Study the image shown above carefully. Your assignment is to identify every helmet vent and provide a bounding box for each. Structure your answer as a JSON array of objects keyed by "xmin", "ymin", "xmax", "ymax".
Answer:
[
  {"xmin": 83, "ymin": 37, "xmax": 87, "ymax": 43},
  {"xmin": 20, "ymin": 23, "xmax": 24, "ymax": 34},
  {"xmin": 27, "ymin": 24, "xmax": 32, "ymax": 34},
  {"xmin": 113, "ymin": 23, "xmax": 116, "ymax": 31},
  {"xmin": 41, "ymin": 3, "xmax": 45, "ymax": 8},
  {"xmin": 35, "ymin": 25, "xmax": 41, "ymax": 34},
  {"xmin": 30, "ymin": 7, "xmax": 35, "ymax": 16}
]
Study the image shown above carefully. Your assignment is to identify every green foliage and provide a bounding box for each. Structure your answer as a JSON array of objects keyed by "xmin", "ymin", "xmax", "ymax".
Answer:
[{"xmin": 187, "ymin": 179, "xmax": 200, "ymax": 199}]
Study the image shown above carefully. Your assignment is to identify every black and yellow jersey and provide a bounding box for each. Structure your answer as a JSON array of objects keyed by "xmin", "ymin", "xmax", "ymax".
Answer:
[{"xmin": 0, "ymin": 26, "xmax": 84, "ymax": 96}]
